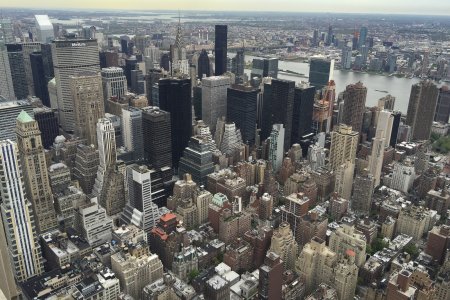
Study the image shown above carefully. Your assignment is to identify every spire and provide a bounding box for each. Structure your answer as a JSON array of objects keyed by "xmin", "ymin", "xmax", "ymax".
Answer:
[{"xmin": 175, "ymin": 11, "xmax": 183, "ymax": 50}]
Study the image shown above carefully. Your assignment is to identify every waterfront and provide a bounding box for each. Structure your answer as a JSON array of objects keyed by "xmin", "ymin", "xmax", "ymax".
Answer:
[{"xmin": 239, "ymin": 54, "xmax": 427, "ymax": 114}]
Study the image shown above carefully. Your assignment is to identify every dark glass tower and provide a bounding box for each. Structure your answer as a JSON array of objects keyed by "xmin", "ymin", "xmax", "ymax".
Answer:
[
  {"xmin": 226, "ymin": 84, "xmax": 259, "ymax": 145},
  {"xmin": 197, "ymin": 49, "xmax": 211, "ymax": 79},
  {"xmin": 232, "ymin": 48, "xmax": 245, "ymax": 82},
  {"xmin": 160, "ymin": 53, "xmax": 170, "ymax": 71},
  {"xmin": 390, "ymin": 111, "xmax": 401, "ymax": 147},
  {"xmin": 41, "ymin": 43, "xmax": 54, "ymax": 80},
  {"xmin": 434, "ymin": 86, "xmax": 450, "ymax": 123},
  {"xmin": 6, "ymin": 44, "xmax": 28, "ymax": 99},
  {"xmin": 30, "ymin": 52, "xmax": 50, "ymax": 106},
  {"xmin": 34, "ymin": 107, "xmax": 59, "ymax": 149},
  {"xmin": 178, "ymin": 136, "xmax": 215, "ymax": 186},
  {"xmin": 142, "ymin": 106, "xmax": 172, "ymax": 169},
  {"xmin": 291, "ymin": 85, "xmax": 315, "ymax": 144},
  {"xmin": 124, "ymin": 56, "xmax": 137, "ymax": 86},
  {"xmin": 309, "ymin": 58, "xmax": 331, "ymax": 91},
  {"xmin": 158, "ymin": 78, "xmax": 192, "ymax": 168},
  {"xmin": 214, "ymin": 25, "xmax": 227, "ymax": 76}
]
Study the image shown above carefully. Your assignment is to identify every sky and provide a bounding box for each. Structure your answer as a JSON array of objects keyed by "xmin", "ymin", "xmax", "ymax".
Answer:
[{"xmin": 2, "ymin": 0, "xmax": 450, "ymax": 15}]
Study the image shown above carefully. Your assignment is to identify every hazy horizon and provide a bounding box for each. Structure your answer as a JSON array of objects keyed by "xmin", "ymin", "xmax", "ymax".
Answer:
[{"xmin": 1, "ymin": 0, "xmax": 450, "ymax": 16}]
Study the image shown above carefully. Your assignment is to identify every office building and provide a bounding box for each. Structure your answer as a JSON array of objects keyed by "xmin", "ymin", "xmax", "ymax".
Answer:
[
  {"xmin": 0, "ymin": 140, "xmax": 44, "ymax": 282},
  {"xmin": 250, "ymin": 58, "xmax": 279, "ymax": 79},
  {"xmin": 158, "ymin": 77, "xmax": 192, "ymax": 168},
  {"xmin": 232, "ymin": 47, "xmax": 245, "ymax": 81},
  {"xmin": 35, "ymin": 15, "xmax": 54, "ymax": 43},
  {"xmin": 130, "ymin": 69, "xmax": 145, "ymax": 94},
  {"xmin": 0, "ymin": 99, "xmax": 34, "ymax": 140},
  {"xmin": 269, "ymin": 222, "xmax": 298, "ymax": 271},
  {"xmin": 30, "ymin": 52, "xmax": 50, "ymax": 106},
  {"xmin": 202, "ymin": 75, "xmax": 231, "ymax": 133},
  {"xmin": 74, "ymin": 200, "xmax": 113, "ymax": 247},
  {"xmin": 226, "ymin": 84, "xmax": 258, "ymax": 144},
  {"xmin": 101, "ymin": 67, "xmax": 127, "ymax": 102},
  {"xmin": 142, "ymin": 106, "xmax": 172, "ymax": 168},
  {"xmin": 264, "ymin": 79, "xmax": 295, "ymax": 150},
  {"xmin": 52, "ymin": 38, "xmax": 100, "ymax": 132},
  {"xmin": 368, "ymin": 129, "xmax": 386, "ymax": 187},
  {"xmin": 307, "ymin": 143, "xmax": 326, "ymax": 170},
  {"xmin": 259, "ymin": 252, "xmax": 283, "ymax": 300},
  {"xmin": 0, "ymin": 42, "xmax": 15, "ymax": 99},
  {"xmin": 378, "ymin": 94, "xmax": 396, "ymax": 111},
  {"xmin": 341, "ymin": 46, "xmax": 352, "ymax": 70},
  {"xmin": 342, "ymin": 81, "xmax": 367, "ymax": 133},
  {"xmin": 334, "ymin": 161, "xmax": 355, "ymax": 200},
  {"xmin": 73, "ymin": 144, "xmax": 99, "ymax": 195},
  {"xmin": 178, "ymin": 136, "xmax": 215, "ymax": 186},
  {"xmin": 406, "ymin": 80, "xmax": 439, "ymax": 140},
  {"xmin": 6, "ymin": 44, "xmax": 28, "ymax": 99},
  {"xmin": 329, "ymin": 224, "xmax": 367, "ymax": 267},
  {"xmin": 122, "ymin": 107, "xmax": 143, "ymax": 161},
  {"xmin": 71, "ymin": 71, "xmax": 105, "ymax": 146},
  {"xmin": 359, "ymin": 26, "xmax": 368, "ymax": 48},
  {"xmin": 309, "ymin": 58, "xmax": 331, "ymax": 90},
  {"xmin": 198, "ymin": 49, "xmax": 211, "ymax": 79},
  {"xmin": 351, "ymin": 169, "xmax": 375, "ymax": 215},
  {"xmin": 268, "ymin": 124, "xmax": 285, "ymax": 171},
  {"xmin": 435, "ymin": 86, "xmax": 450, "ymax": 123},
  {"xmin": 214, "ymin": 25, "xmax": 227, "ymax": 76},
  {"xmin": 329, "ymin": 124, "xmax": 359, "ymax": 170},
  {"xmin": 295, "ymin": 237, "xmax": 336, "ymax": 294},
  {"xmin": 16, "ymin": 110, "xmax": 58, "ymax": 233},
  {"xmin": 21, "ymin": 42, "xmax": 41, "ymax": 97},
  {"xmin": 281, "ymin": 192, "xmax": 311, "ymax": 244},
  {"xmin": 34, "ymin": 107, "xmax": 59, "ymax": 149},
  {"xmin": 291, "ymin": 85, "xmax": 315, "ymax": 143}
]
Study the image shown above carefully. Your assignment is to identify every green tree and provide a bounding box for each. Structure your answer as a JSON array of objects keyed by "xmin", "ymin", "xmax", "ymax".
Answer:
[
  {"xmin": 368, "ymin": 238, "xmax": 389, "ymax": 255},
  {"xmin": 403, "ymin": 244, "xmax": 420, "ymax": 259},
  {"xmin": 188, "ymin": 269, "xmax": 200, "ymax": 283}
]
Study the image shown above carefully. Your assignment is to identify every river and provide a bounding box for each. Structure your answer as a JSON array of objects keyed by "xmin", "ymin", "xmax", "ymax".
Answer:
[{"xmin": 237, "ymin": 54, "xmax": 428, "ymax": 114}]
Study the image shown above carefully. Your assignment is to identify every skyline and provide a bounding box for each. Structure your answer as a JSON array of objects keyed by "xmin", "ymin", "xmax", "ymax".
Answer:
[{"xmin": 2, "ymin": 0, "xmax": 450, "ymax": 16}]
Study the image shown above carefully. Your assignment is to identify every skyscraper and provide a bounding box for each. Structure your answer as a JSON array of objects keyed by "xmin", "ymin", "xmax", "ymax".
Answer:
[
  {"xmin": 329, "ymin": 124, "xmax": 359, "ymax": 171},
  {"xmin": 259, "ymin": 252, "xmax": 283, "ymax": 300},
  {"xmin": 6, "ymin": 44, "xmax": 28, "ymax": 99},
  {"xmin": 71, "ymin": 71, "xmax": 105, "ymax": 146},
  {"xmin": 231, "ymin": 47, "xmax": 245, "ymax": 81},
  {"xmin": 202, "ymin": 76, "xmax": 231, "ymax": 133},
  {"xmin": 341, "ymin": 46, "xmax": 352, "ymax": 70},
  {"xmin": 226, "ymin": 84, "xmax": 258, "ymax": 145},
  {"xmin": 309, "ymin": 58, "xmax": 331, "ymax": 90},
  {"xmin": 342, "ymin": 81, "xmax": 367, "ymax": 133},
  {"xmin": 434, "ymin": 86, "xmax": 450, "ymax": 123},
  {"xmin": 33, "ymin": 107, "xmax": 59, "ymax": 149},
  {"xmin": 159, "ymin": 77, "xmax": 192, "ymax": 168},
  {"xmin": 268, "ymin": 124, "xmax": 285, "ymax": 171},
  {"xmin": 30, "ymin": 52, "xmax": 51, "ymax": 106},
  {"xmin": 359, "ymin": 26, "xmax": 368, "ymax": 48},
  {"xmin": 170, "ymin": 19, "xmax": 189, "ymax": 76},
  {"xmin": 291, "ymin": 84, "xmax": 315, "ymax": 143},
  {"xmin": 351, "ymin": 169, "xmax": 375, "ymax": 215},
  {"xmin": 122, "ymin": 107, "xmax": 144, "ymax": 161},
  {"xmin": 0, "ymin": 140, "xmax": 44, "ymax": 282},
  {"xmin": 15, "ymin": 110, "xmax": 58, "ymax": 233},
  {"xmin": 264, "ymin": 79, "xmax": 295, "ymax": 150},
  {"xmin": 368, "ymin": 129, "xmax": 385, "ymax": 187},
  {"xmin": 0, "ymin": 42, "xmax": 15, "ymax": 99},
  {"xmin": 0, "ymin": 99, "xmax": 34, "ymax": 141},
  {"xmin": 326, "ymin": 25, "xmax": 333, "ymax": 46},
  {"xmin": 101, "ymin": 67, "xmax": 127, "ymax": 103},
  {"xmin": 197, "ymin": 49, "xmax": 211, "ymax": 79},
  {"xmin": 34, "ymin": 15, "xmax": 54, "ymax": 43},
  {"xmin": 142, "ymin": 106, "xmax": 172, "ymax": 169},
  {"xmin": 250, "ymin": 58, "xmax": 279, "ymax": 79},
  {"xmin": 21, "ymin": 42, "xmax": 41, "ymax": 96},
  {"xmin": 52, "ymin": 38, "xmax": 100, "ymax": 133},
  {"xmin": 178, "ymin": 136, "xmax": 215, "ymax": 186},
  {"xmin": 406, "ymin": 81, "xmax": 439, "ymax": 141},
  {"xmin": 214, "ymin": 25, "xmax": 227, "ymax": 76}
]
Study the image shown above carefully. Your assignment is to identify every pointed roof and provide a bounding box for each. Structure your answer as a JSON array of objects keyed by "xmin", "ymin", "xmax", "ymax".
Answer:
[
  {"xmin": 175, "ymin": 13, "xmax": 183, "ymax": 50},
  {"xmin": 17, "ymin": 110, "xmax": 34, "ymax": 123}
]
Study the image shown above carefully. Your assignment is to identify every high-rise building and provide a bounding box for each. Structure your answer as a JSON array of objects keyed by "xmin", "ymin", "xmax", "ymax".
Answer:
[
  {"xmin": 74, "ymin": 200, "xmax": 113, "ymax": 247},
  {"xmin": 378, "ymin": 94, "xmax": 396, "ymax": 111},
  {"xmin": 34, "ymin": 15, "xmax": 54, "ymax": 43},
  {"xmin": 334, "ymin": 251, "xmax": 359, "ymax": 300},
  {"xmin": 6, "ymin": 44, "xmax": 28, "ymax": 99},
  {"xmin": 406, "ymin": 81, "xmax": 439, "ymax": 141},
  {"xmin": 33, "ymin": 107, "xmax": 58, "ymax": 150},
  {"xmin": 158, "ymin": 77, "xmax": 192, "ymax": 168},
  {"xmin": 295, "ymin": 237, "xmax": 336, "ymax": 294},
  {"xmin": 291, "ymin": 85, "xmax": 316, "ymax": 143},
  {"xmin": 214, "ymin": 25, "xmax": 227, "ymax": 76},
  {"xmin": 101, "ymin": 67, "xmax": 127, "ymax": 103},
  {"xmin": 329, "ymin": 124, "xmax": 359, "ymax": 170},
  {"xmin": 15, "ymin": 110, "xmax": 58, "ymax": 233},
  {"xmin": 21, "ymin": 42, "xmax": 41, "ymax": 97},
  {"xmin": 334, "ymin": 161, "xmax": 355, "ymax": 200},
  {"xmin": 202, "ymin": 76, "xmax": 231, "ymax": 133},
  {"xmin": 434, "ymin": 86, "xmax": 450, "ymax": 123},
  {"xmin": 351, "ymin": 169, "xmax": 375, "ymax": 215},
  {"xmin": 390, "ymin": 159, "xmax": 416, "ymax": 193},
  {"xmin": 0, "ymin": 140, "xmax": 44, "ymax": 282},
  {"xmin": 425, "ymin": 225, "xmax": 450, "ymax": 264},
  {"xmin": 269, "ymin": 222, "xmax": 298, "ymax": 271},
  {"xmin": 73, "ymin": 144, "xmax": 99, "ymax": 195},
  {"xmin": 259, "ymin": 252, "xmax": 284, "ymax": 300},
  {"xmin": 251, "ymin": 58, "xmax": 279, "ymax": 79},
  {"xmin": 197, "ymin": 49, "xmax": 211, "ymax": 79},
  {"xmin": 359, "ymin": 26, "xmax": 368, "ymax": 48},
  {"xmin": 0, "ymin": 42, "xmax": 15, "ymax": 99},
  {"xmin": 122, "ymin": 107, "xmax": 144, "ymax": 161},
  {"xmin": 368, "ymin": 129, "xmax": 386, "ymax": 187},
  {"xmin": 232, "ymin": 47, "xmax": 245, "ymax": 81},
  {"xmin": 395, "ymin": 205, "xmax": 430, "ymax": 241},
  {"xmin": 141, "ymin": 106, "xmax": 172, "ymax": 168},
  {"xmin": 71, "ymin": 71, "xmax": 105, "ymax": 146},
  {"xmin": 178, "ymin": 136, "xmax": 215, "ymax": 186},
  {"xmin": 264, "ymin": 79, "xmax": 295, "ymax": 150},
  {"xmin": 281, "ymin": 192, "xmax": 310, "ymax": 243},
  {"xmin": 329, "ymin": 224, "xmax": 367, "ymax": 267},
  {"xmin": 326, "ymin": 25, "xmax": 333, "ymax": 46},
  {"xmin": 30, "ymin": 52, "xmax": 50, "ymax": 106},
  {"xmin": 226, "ymin": 84, "xmax": 258, "ymax": 145},
  {"xmin": 268, "ymin": 124, "xmax": 285, "ymax": 171},
  {"xmin": 0, "ymin": 100, "xmax": 34, "ymax": 141},
  {"xmin": 309, "ymin": 58, "xmax": 331, "ymax": 90},
  {"xmin": 341, "ymin": 46, "xmax": 352, "ymax": 70},
  {"xmin": 52, "ymin": 38, "xmax": 100, "ymax": 132},
  {"xmin": 342, "ymin": 82, "xmax": 367, "ymax": 133}
]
